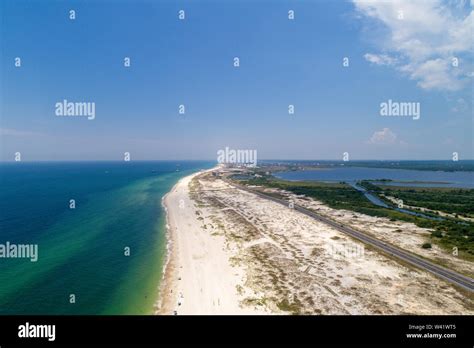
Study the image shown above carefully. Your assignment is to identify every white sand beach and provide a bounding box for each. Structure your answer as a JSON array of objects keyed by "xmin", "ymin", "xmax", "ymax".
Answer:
[{"xmin": 156, "ymin": 168, "xmax": 269, "ymax": 314}]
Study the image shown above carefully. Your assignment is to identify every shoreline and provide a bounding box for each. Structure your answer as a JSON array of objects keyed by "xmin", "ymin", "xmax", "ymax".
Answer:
[
  {"xmin": 155, "ymin": 166, "xmax": 270, "ymax": 314},
  {"xmin": 155, "ymin": 172, "xmax": 198, "ymax": 314},
  {"xmin": 155, "ymin": 167, "xmax": 217, "ymax": 314},
  {"xmin": 155, "ymin": 178, "xmax": 182, "ymax": 314},
  {"xmin": 153, "ymin": 191, "xmax": 174, "ymax": 314}
]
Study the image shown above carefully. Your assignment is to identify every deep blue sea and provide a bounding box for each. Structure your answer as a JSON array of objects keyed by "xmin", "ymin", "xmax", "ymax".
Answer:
[{"xmin": 0, "ymin": 161, "xmax": 213, "ymax": 314}]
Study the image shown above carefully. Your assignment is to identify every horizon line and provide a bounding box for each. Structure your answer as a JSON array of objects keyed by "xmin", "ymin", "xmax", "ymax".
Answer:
[{"xmin": 1, "ymin": 159, "xmax": 474, "ymax": 163}]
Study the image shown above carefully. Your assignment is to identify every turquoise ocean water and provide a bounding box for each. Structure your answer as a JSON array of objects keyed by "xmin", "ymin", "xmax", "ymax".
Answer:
[{"xmin": 0, "ymin": 161, "xmax": 212, "ymax": 314}]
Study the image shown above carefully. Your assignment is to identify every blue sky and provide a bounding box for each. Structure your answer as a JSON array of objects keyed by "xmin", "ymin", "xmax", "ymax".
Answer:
[{"xmin": 1, "ymin": 0, "xmax": 472, "ymax": 161}]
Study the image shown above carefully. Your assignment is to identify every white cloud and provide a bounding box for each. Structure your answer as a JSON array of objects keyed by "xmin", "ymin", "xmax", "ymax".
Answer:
[
  {"xmin": 364, "ymin": 53, "xmax": 397, "ymax": 66},
  {"xmin": 402, "ymin": 58, "xmax": 464, "ymax": 91},
  {"xmin": 354, "ymin": 0, "xmax": 473, "ymax": 91},
  {"xmin": 368, "ymin": 128, "xmax": 398, "ymax": 144}
]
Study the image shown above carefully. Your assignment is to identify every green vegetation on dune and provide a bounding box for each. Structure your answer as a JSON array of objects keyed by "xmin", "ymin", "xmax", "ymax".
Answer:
[
  {"xmin": 367, "ymin": 183, "xmax": 474, "ymax": 217},
  {"xmin": 358, "ymin": 181, "xmax": 474, "ymax": 258},
  {"xmin": 238, "ymin": 176, "xmax": 424, "ymax": 220},
  {"xmin": 235, "ymin": 175, "xmax": 474, "ymax": 259}
]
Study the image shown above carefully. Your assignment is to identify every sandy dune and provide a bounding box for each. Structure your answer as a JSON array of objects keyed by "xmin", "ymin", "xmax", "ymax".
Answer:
[
  {"xmin": 156, "ymin": 170, "xmax": 473, "ymax": 315},
  {"xmin": 278, "ymin": 190, "xmax": 474, "ymax": 278}
]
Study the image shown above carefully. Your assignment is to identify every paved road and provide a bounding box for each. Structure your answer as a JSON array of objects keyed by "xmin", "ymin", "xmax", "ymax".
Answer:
[{"xmin": 228, "ymin": 181, "xmax": 474, "ymax": 292}]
